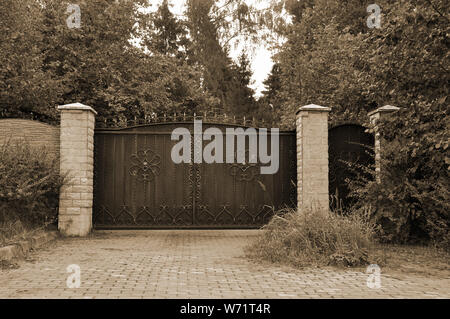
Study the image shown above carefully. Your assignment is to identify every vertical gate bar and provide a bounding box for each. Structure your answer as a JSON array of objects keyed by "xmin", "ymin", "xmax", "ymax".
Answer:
[
  {"xmin": 116, "ymin": 134, "xmax": 124, "ymax": 221},
  {"xmin": 132, "ymin": 134, "xmax": 137, "ymax": 224},
  {"xmin": 155, "ymin": 133, "xmax": 159, "ymax": 224},
  {"xmin": 143, "ymin": 134, "xmax": 148, "ymax": 225},
  {"xmin": 122, "ymin": 134, "xmax": 127, "ymax": 222},
  {"xmin": 102, "ymin": 135, "xmax": 107, "ymax": 224},
  {"xmin": 191, "ymin": 130, "xmax": 196, "ymax": 225}
]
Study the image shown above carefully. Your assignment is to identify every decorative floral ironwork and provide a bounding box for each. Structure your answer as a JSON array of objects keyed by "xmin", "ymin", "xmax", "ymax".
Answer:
[
  {"xmin": 129, "ymin": 149, "xmax": 161, "ymax": 182},
  {"xmin": 228, "ymin": 150, "xmax": 260, "ymax": 181},
  {"xmin": 229, "ymin": 163, "xmax": 260, "ymax": 181}
]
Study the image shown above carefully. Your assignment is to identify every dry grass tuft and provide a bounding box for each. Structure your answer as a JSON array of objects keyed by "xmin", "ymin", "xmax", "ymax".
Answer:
[{"xmin": 246, "ymin": 207, "xmax": 378, "ymax": 267}]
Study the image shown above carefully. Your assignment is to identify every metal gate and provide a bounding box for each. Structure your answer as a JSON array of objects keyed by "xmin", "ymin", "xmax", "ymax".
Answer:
[
  {"xmin": 329, "ymin": 124, "xmax": 374, "ymax": 210},
  {"xmin": 93, "ymin": 122, "xmax": 296, "ymax": 228}
]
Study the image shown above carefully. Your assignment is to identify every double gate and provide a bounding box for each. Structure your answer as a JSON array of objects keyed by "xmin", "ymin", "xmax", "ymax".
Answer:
[{"xmin": 93, "ymin": 122, "xmax": 296, "ymax": 228}]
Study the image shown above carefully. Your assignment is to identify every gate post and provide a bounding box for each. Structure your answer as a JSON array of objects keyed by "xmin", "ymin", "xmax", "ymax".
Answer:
[
  {"xmin": 296, "ymin": 104, "xmax": 331, "ymax": 212},
  {"xmin": 368, "ymin": 105, "xmax": 400, "ymax": 183},
  {"xmin": 57, "ymin": 103, "xmax": 97, "ymax": 236}
]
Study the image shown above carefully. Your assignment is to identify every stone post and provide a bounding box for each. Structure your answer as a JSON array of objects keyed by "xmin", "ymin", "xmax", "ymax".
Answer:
[
  {"xmin": 368, "ymin": 105, "xmax": 400, "ymax": 183},
  {"xmin": 58, "ymin": 103, "xmax": 97, "ymax": 236},
  {"xmin": 296, "ymin": 104, "xmax": 331, "ymax": 212}
]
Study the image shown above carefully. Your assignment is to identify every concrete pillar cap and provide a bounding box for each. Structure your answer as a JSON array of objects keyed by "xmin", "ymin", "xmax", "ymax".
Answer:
[
  {"xmin": 368, "ymin": 105, "xmax": 400, "ymax": 117},
  {"xmin": 296, "ymin": 104, "xmax": 331, "ymax": 114},
  {"xmin": 58, "ymin": 103, "xmax": 98, "ymax": 115}
]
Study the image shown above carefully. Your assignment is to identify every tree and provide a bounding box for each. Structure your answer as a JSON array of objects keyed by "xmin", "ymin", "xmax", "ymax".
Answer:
[
  {"xmin": 185, "ymin": 0, "xmax": 233, "ymax": 112},
  {"xmin": 270, "ymin": 0, "xmax": 449, "ymax": 246},
  {"xmin": 37, "ymin": 0, "xmax": 218, "ymax": 123},
  {"xmin": 274, "ymin": 0, "xmax": 376, "ymax": 128},
  {"xmin": 185, "ymin": 0, "xmax": 260, "ymax": 116},
  {"xmin": 40, "ymin": 0, "xmax": 147, "ymax": 122},
  {"xmin": 354, "ymin": 0, "xmax": 450, "ymax": 246},
  {"xmin": 256, "ymin": 63, "xmax": 282, "ymax": 126},
  {"xmin": 0, "ymin": 0, "xmax": 60, "ymax": 122},
  {"xmin": 261, "ymin": 63, "xmax": 281, "ymax": 103},
  {"xmin": 228, "ymin": 52, "xmax": 257, "ymax": 118},
  {"xmin": 135, "ymin": 0, "xmax": 219, "ymax": 116},
  {"xmin": 142, "ymin": 0, "xmax": 190, "ymax": 60}
]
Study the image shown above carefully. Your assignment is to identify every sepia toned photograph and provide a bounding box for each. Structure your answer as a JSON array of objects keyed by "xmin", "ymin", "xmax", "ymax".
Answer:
[{"xmin": 0, "ymin": 0, "xmax": 448, "ymax": 308}]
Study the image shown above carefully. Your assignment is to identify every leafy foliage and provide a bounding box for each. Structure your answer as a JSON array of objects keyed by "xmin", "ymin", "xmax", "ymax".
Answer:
[
  {"xmin": 0, "ymin": 140, "xmax": 64, "ymax": 230},
  {"xmin": 348, "ymin": 102, "xmax": 449, "ymax": 249},
  {"xmin": 41, "ymin": 0, "xmax": 216, "ymax": 122},
  {"xmin": 0, "ymin": 0, "xmax": 61, "ymax": 121},
  {"xmin": 272, "ymin": 0, "xmax": 378, "ymax": 128},
  {"xmin": 0, "ymin": 0, "xmax": 265, "ymax": 123},
  {"xmin": 266, "ymin": 0, "xmax": 449, "ymax": 246}
]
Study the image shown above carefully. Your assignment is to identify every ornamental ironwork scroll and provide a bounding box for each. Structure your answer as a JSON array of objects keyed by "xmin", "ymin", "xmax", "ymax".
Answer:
[
  {"xmin": 228, "ymin": 163, "xmax": 260, "ymax": 182},
  {"xmin": 228, "ymin": 149, "xmax": 260, "ymax": 182},
  {"xmin": 129, "ymin": 149, "xmax": 161, "ymax": 182}
]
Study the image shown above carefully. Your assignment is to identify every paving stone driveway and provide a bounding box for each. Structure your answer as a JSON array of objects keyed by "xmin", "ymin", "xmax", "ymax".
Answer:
[{"xmin": 0, "ymin": 230, "xmax": 449, "ymax": 299}]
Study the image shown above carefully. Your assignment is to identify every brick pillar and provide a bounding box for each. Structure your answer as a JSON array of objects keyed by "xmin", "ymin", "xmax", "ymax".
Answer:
[
  {"xmin": 368, "ymin": 105, "xmax": 400, "ymax": 183},
  {"xmin": 58, "ymin": 103, "xmax": 97, "ymax": 236},
  {"xmin": 296, "ymin": 104, "xmax": 331, "ymax": 212}
]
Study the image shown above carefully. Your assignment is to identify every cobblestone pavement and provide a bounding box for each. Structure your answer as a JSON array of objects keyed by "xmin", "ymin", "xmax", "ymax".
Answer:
[{"xmin": 0, "ymin": 230, "xmax": 449, "ymax": 299}]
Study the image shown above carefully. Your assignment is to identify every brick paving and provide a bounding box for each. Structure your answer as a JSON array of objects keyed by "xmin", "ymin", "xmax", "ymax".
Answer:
[{"xmin": 0, "ymin": 230, "xmax": 449, "ymax": 299}]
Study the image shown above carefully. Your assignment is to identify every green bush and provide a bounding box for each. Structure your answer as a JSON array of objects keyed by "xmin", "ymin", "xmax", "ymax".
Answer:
[
  {"xmin": 0, "ymin": 140, "xmax": 64, "ymax": 244},
  {"xmin": 246, "ymin": 207, "xmax": 378, "ymax": 267}
]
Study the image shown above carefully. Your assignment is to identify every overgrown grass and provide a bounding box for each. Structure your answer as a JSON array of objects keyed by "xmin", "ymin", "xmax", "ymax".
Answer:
[
  {"xmin": 0, "ymin": 218, "xmax": 56, "ymax": 247},
  {"xmin": 246, "ymin": 207, "xmax": 379, "ymax": 268},
  {"xmin": 368, "ymin": 243, "xmax": 450, "ymax": 278}
]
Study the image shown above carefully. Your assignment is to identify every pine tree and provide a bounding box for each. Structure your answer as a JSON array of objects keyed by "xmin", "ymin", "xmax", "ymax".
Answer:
[
  {"xmin": 254, "ymin": 63, "xmax": 282, "ymax": 126},
  {"xmin": 146, "ymin": 0, "xmax": 190, "ymax": 60},
  {"xmin": 230, "ymin": 52, "xmax": 256, "ymax": 118},
  {"xmin": 185, "ymin": 0, "xmax": 260, "ymax": 116},
  {"xmin": 261, "ymin": 63, "xmax": 281, "ymax": 105}
]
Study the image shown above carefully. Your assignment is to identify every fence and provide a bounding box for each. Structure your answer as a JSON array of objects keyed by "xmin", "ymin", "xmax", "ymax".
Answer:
[{"xmin": 0, "ymin": 103, "xmax": 397, "ymax": 236}]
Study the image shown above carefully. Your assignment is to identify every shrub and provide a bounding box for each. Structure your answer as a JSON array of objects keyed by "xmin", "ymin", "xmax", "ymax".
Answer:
[
  {"xmin": 246, "ymin": 207, "xmax": 378, "ymax": 267},
  {"xmin": 0, "ymin": 140, "xmax": 64, "ymax": 244},
  {"xmin": 348, "ymin": 101, "xmax": 450, "ymax": 250}
]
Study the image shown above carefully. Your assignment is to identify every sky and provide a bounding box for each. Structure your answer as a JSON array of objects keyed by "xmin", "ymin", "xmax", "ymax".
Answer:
[{"xmin": 146, "ymin": 0, "xmax": 275, "ymax": 98}]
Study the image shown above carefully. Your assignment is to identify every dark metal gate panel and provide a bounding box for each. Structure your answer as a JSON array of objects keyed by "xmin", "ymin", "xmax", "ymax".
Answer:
[
  {"xmin": 93, "ymin": 122, "xmax": 296, "ymax": 228},
  {"xmin": 328, "ymin": 124, "xmax": 374, "ymax": 210},
  {"xmin": 194, "ymin": 124, "xmax": 296, "ymax": 227},
  {"xmin": 94, "ymin": 124, "xmax": 193, "ymax": 228}
]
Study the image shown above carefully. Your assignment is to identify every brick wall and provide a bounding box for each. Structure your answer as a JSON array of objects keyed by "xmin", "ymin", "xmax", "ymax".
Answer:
[{"xmin": 0, "ymin": 119, "xmax": 60, "ymax": 156}]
